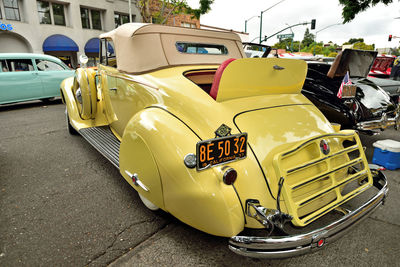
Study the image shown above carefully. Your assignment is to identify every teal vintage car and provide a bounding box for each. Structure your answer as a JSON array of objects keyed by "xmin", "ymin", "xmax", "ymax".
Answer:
[{"xmin": 0, "ymin": 53, "xmax": 74, "ymax": 105}]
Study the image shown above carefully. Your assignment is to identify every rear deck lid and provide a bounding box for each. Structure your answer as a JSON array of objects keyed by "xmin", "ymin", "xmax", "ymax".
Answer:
[
  {"xmin": 215, "ymin": 58, "xmax": 307, "ymax": 102},
  {"xmin": 234, "ymin": 104, "xmax": 333, "ymax": 192},
  {"xmin": 327, "ymin": 49, "xmax": 377, "ymax": 78}
]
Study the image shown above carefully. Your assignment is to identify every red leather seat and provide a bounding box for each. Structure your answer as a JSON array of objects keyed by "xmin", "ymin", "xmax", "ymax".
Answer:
[{"xmin": 210, "ymin": 58, "xmax": 236, "ymax": 100}]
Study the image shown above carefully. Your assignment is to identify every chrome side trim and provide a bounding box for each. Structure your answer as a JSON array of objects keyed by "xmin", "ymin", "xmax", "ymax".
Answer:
[
  {"xmin": 125, "ymin": 171, "xmax": 150, "ymax": 192},
  {"xmin": 228, "ymin": 171, "xmax": 387, "ymax": 258}
]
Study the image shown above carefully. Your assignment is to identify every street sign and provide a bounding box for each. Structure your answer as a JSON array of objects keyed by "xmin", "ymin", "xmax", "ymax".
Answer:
[{"xmin": 277, "ymin": 33, "xmax": 294, "ymax": 39}]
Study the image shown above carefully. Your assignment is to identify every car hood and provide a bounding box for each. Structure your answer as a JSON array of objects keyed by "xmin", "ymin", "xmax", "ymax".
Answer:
[{"xmin": 327, "ymin": 49, "xmax": 377, "ymax": 78}]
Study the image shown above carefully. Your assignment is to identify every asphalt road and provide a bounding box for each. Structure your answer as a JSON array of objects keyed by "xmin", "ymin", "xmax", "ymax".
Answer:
[{"xmin": 0, "ymin": 101, "xmax": 399, "ymax": 266}]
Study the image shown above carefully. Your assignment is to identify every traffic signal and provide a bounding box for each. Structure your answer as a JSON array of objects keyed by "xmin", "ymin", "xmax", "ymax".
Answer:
[
  {"xmin": 388, "ymin": 34, "xmax": 392, "ymax": 41},
  {"xmin": 311, "ymin": 19, "xmax": 316, "ymax": 30}
]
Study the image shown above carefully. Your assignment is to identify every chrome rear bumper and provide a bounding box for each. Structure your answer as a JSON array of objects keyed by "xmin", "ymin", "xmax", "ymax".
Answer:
[
  {"xmin": 228, "ymin": 171, "xmax": 388, "ymax": 258},
  {"xmin": 356, "ymin": 108, "xmax": 400, "ymax": 131}
]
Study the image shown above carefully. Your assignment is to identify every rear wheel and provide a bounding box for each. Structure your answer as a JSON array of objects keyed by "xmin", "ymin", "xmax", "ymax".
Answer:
[
  {"xmin": 65, "ymin": 107, "xmax": 77, "ymax": 135},
  {"xmin": 138, "ymin": 193, "xmax": 159, "ymax": 211}
]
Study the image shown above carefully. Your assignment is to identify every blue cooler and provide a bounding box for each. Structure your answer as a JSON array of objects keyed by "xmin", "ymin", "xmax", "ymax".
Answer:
[{"xmin": 372, "ymin": 139, "xmax": 400, "ymax": 170}]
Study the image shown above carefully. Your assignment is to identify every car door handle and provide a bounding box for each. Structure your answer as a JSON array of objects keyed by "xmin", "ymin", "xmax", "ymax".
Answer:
[{"xmin": 110, "ymin": 87, "xmax": 117, "ymax": 91}]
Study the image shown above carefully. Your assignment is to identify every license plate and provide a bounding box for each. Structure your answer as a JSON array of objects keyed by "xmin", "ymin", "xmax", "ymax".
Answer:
[{"xmin": 196, "ymin": 133, "xmax": 247, "ymax": 170}]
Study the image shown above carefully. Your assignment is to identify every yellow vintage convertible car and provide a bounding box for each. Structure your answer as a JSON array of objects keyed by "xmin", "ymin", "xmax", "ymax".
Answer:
[{"xmin": 61, "ymin": 23, "xmax": 388, "ymax": 258}]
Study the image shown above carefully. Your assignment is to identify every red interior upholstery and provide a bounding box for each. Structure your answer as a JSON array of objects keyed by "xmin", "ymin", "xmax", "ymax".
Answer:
[{"xmin": 209, "ymin": 58, "xmax": 236, "ymax": 100}]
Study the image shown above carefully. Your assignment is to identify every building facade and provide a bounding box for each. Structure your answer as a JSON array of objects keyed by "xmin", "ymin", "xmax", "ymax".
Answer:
[
  {"xmin": 0, "ymin": 0, "xmax": 142, "ymax": 67},
  {"xmin": 147, "ymin": 0, "xmax": 199, "ymax": 28}
]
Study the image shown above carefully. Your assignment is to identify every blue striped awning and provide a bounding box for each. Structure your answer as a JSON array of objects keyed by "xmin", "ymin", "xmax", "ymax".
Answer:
[
  {"xmin": 84, "ymin": 38, "xmax": 114, "ymax": 54},
  {"xmin": 43, "ymin": 34, "xmax": 79, "ymax": 52}
]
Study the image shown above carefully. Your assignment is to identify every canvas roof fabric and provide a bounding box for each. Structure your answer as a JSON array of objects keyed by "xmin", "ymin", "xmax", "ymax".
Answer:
[{"xmin": 99, "ymin": 23, "xmax": 246, "ymax": 74}]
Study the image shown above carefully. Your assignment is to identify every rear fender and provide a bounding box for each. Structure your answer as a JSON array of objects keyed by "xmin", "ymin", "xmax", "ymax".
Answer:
[{"xmin": 120, "ymin": 108, "xmax": 244, "ymax": 237}]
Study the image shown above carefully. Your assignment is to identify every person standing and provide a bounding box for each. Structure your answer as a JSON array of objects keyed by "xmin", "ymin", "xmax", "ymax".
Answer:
[{"xmin": 390, "ymin": 56, "xmax": 400, "ymax": 80}]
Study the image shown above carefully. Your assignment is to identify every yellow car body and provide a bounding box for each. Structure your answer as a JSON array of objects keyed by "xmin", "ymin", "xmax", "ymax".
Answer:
[{"xmin": 61, "ymin": 23, "xmax": 387, "ymax": 258}]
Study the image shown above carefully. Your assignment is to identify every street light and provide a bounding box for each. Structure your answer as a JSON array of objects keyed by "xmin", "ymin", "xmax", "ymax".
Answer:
[
  {"xmin": 244, "ymin": 15, "xmax": 259, "ymax": 33},
  {"xmin": 313, "ymin": 23, "xmax": 341, "ymax": 56},
  {"xmin": 315, "ymin": 23, "xmax": 342, "ymax": 42},
  {"xmin": 259, "ymin": 0, "xmax": 286, "ymax": 43}
]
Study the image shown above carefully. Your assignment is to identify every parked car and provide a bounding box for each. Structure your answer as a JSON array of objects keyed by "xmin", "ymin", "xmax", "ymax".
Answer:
[
  {"xmin": 61, "ymin": 23, "xmax": 387, "ymax": 258},
  {"xmin": 368, "ymin": 54, "xmax": 396, "ymax": 78},
  {"xmin": 302, "ymin": 49, "xmax": 400, "ymax": 133},
  {"xmin": 368, "ymin": 76, "xmax": 400, "ymax": 103},
  {"xmin": 0, "ymin": 53, "xmax": 74, "ymax": 105}
]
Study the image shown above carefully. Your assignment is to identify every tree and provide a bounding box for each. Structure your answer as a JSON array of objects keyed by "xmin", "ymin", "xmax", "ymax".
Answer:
[
  {"xmin": 272, "ymin": 39, "xmax": 291, "ymax": 50},
  {"xmin": 327, "ymin": 52, "xmax": 338, "ymax": 57},
  {"xmin": 302, "ymin": 28, "xmax": 315, "ymax": 48},
  {"xmin": 347, "ymin": 38, "xmax": 364, "ymax": 44},
  {"xmin": 353, "ymin": 42, "xmax": 375, "ymax": 50},
  {"xmin": 390, "ymin": 47, "xmax": 400, "ymax": 56},
  {"xmin": 137, "ymin": 0, "xmax": 213, "ymax": 24},
  {"xmin": 339, "ymin": 0, "xmax": 393, "ymax": 23}
]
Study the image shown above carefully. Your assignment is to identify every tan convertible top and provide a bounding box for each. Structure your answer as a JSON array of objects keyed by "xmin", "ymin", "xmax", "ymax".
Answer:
[{"xmin": 99, "ymin": 23, "xmax": 246, "ymax": 74}]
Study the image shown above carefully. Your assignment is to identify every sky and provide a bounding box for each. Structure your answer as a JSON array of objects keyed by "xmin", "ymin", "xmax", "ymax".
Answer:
[{"xmin": 187, "ymin": 0, "xmax": 400, "ymax": 49}]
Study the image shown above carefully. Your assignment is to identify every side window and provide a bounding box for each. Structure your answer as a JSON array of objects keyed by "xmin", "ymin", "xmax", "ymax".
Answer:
[
  {"xmin": 100, "ymin": 38, "xmax": 107, "ymax": 65},
  {"xmin": 6, "ymin": 59, "xmax": 34, "ymax": 71},
  {"xmin": 106, "ymin": 40, "xmax": 116, "ymax": 67},
  {"xmin": 0, "ymin": 60, "xmax": 10, "ymax": 72},
  {"xmin": 100, "ymin": 38, "xmax": 116, "ymax": 67},
  {"xmin": 36, "ymin": 59, "xmax": 65, "ymax": 71}
]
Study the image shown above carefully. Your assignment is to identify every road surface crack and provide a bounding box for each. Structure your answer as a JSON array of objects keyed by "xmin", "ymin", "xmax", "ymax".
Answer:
[
  {"xmin": 87, "ymin": 217, "xmax": 165, "ymax": 265},
  {"xmin": 368, "ymin": 216, "xmax": 400, "ymax": 228}
]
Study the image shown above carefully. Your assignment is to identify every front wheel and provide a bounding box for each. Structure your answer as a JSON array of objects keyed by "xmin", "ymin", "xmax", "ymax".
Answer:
[{"xmin": 65, "ymin": 107, "xmax": 77, "ymax": 135}]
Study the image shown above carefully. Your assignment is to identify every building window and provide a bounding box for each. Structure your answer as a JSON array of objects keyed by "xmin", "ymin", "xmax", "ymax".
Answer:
[
  {"xmin": 91, "ymin": 10, "xmax": 101, "ymax": 30},
  {"xmin": 37, "ymin": 1, "xmax": 66, "ymax": 26},
  {"xmin": 114, "ymin": 12, "xmax": 135, "ymax": 28},
  {"xmin": 52, "ymin": 3, "xmax": 65, "ymax": 26},
  {"xmin": 81, "ymin": 7, "xmax": 102, "ymax": 30},
  {"xmin": 181, "ymin": 22, "xmax": 196, "ymax": 28},
  {"xmin": 4, "ymin": 0, "xmax": 20, "ymax": 21},
  {"xmin": 80, "ymin": 8, "xmax": 90, "ymax": 29},
  {"xmin": 37, "ymin": 1, "xmax": 51, "ymax": 24}
]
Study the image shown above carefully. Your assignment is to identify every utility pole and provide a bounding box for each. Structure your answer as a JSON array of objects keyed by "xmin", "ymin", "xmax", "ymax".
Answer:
[
  {"xmin": 259, "ymin": 0, "xmax": 286, "ymax": 43},
  {"xmin": 244, "ymin": 15, "xmax": 259, "ymax": 33},
  {"xmin": 129, "ymin": 0, "xmax": 132, "ymax": 23}
]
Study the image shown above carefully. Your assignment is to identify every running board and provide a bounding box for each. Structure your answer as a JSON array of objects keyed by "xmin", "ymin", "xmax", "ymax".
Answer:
[{"xmin": 79, "ymin": 126, "xmax": 120, "ymax": 169}]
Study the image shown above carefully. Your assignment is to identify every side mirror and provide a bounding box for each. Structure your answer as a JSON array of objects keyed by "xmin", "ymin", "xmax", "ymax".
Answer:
[{"xmin": 79, "ymin": 54, "xmax": 89, "ymax": 65}]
